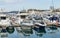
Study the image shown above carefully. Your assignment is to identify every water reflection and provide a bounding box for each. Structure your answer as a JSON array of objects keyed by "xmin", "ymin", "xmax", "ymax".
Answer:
[
  {"xmin": 16, "ymin": 27, "xmax": 33, "ymax": 38},
  {"xmin": 33, "ymin": 27, "xmax": 46, "ymax": 37},
  {"xmin": 0, "ymin": 33, "xmax": 8, "ymax": 38},
  {"xmin": 46, "ymin": 26, "xmax": 58, "ymax": 34},
  {"xmin": 0, "ymin": 26, "xmax": 60, "ymax": 38},
  {"xmin": 49, "ymin": 26, "xmax": 57, "ymax": 30},
  {"xmin": 6, "ymin": 26, "xmax": 15, "ymax": 34},
  {"xmin": 0, "ymin": 27, "xmax": 8, "ymax": 38},
  {"xmin": 22, "ymin": 28, "xmax": 33, "ymax": 36},
  {"xmin": 16, "ymin": 27, "xmax": 22, "ymax": 33}
]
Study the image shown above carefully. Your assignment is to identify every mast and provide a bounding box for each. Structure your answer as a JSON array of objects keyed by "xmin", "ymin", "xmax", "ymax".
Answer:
[
  {"xmin": 50, "ymin": 0, "xmax": 54, "ymax": 13},
  {"xmin": 52, "ymin": 0, "xmax": 54, "ymax": 10}
]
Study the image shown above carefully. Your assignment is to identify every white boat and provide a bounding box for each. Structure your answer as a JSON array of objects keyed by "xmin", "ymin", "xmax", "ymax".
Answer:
[
  {"xmin": 16, "ymin": 19, "xmax": 33, "ymax": 32},
  {"xmin": 32, "ymin": 15, "xmax": 46, "ymax": 29},
  {"xmin": 11, "ymin": 13, "xmax": 24, "ymax": 26},
  {"xmin": 20, "ymin": 19, "xmax": 34, "ymax": 26},
  {"xmin": 43, "ymin": 14, "xmax": 59, "ymax": 26},
  {"xmin": 26, "ymin": 13, "xmax": 47, "ymax": 29},
  {"xmin": 0, "ymin": 14, "xmax": 11, "ymax": 27},
  {"xmin": 34, "ymin": 22, "xmax": 46, "ymax": 29},
  {"xmin": 13, "ymin": 14, "xmax": 24, "ymax": 32}
]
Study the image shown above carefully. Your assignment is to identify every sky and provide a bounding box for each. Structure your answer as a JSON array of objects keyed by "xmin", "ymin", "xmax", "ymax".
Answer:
[{"xmin": 0, "ymin": 0, "xmax": 60, "ymax": 11}]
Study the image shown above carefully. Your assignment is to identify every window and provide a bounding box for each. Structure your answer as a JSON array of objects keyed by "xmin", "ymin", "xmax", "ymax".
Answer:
[
  {"xmin": 21, "ymin": 15, "xmax": 26, "ymax": 19},
  {"xmin": 0, "ymin": 17, "xmax": 6, "ymax": 20}
]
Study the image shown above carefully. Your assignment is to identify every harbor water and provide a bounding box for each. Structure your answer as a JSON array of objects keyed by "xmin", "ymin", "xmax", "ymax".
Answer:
[{"xmin": 0, "ymin": 25, "xmax": 60, "ymax": 38}]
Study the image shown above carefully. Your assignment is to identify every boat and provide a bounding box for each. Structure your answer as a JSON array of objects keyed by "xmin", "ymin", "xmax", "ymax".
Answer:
[
  {"xmin": 47, "ymin": 15, "xmax": 59, "ymax": 26},
  {"xmin": 43, "ymin": 14, "xmax": 59, "ymax": 29},
  {"xmin": 43, "ymin": 13, "xmax": 59, "ymax": 26},
  {"xmin": 11, "ymin": 11, "xmax": 28, "ymax": 26},
  {"xmin": 34, "ymin": 21, "xmax": 46, "ymax": 29},
  {"xmin": 20, "ymin": 19, "xmax": 33, "ymax": 26},
  {"xmin": 16, "ymin": 19, "xmax": 33, "ymax": 36},
  {"xmin": 16, "ymin": 19, "xmax": 33, "ymax": 32},
  {"xmin": 26, "ymin": 13, "xmax": 46, "ymax": 29},
  {"xmin": 20, "ymin": 19, "xmax": 34, "ymax": 30},
  {"xmin": 0, "ymin": 14, "xmax": 15, "ymax": 34},
  {"xmin": 11, "ymin": 15, "xmax": 20, "ymax": 26},
  {"xmin": 0, "ymin": 14, "xmax": 11, "ymax": 27},
  {"xmin": 33, "ymin": 15, "xmax": 46, "ymax": 29}
]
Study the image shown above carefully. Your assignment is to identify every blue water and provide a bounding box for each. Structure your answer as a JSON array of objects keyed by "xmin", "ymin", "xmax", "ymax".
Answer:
[{"xmin": 0, "ymin": 27, "xmax": 60, "ymax": 38}]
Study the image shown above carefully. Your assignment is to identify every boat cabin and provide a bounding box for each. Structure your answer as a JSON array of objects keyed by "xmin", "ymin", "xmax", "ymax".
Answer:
[{"xmin": 0, "ymin": 14, "xmax": 10, "ymax": 26}]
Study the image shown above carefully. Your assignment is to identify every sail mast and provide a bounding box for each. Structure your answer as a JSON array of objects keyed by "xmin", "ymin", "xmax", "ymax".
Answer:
[
  {"xmin": 50, "ymin": 0, "xmax": 54, "ymax": 13},
  {"xmin": 52, "ymin": 0, "xmax": 54, "ymax": 10}
]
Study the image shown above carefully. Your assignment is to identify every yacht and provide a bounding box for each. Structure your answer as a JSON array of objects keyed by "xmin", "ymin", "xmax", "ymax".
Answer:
[
  {"xmin": 32, "ymin": 15, "xmax": 46, "ymax": 29},
  {"xmin": 16, "ymin": 16, "xmax": 33, "ymax": 32},
  {"xmin": 11, "ymin": 13, "xmax": 20, "ymax": 26},
  {"xmin": 0, "ymin": 14, "xmax": 11, "ymax": 27},
  {"xmin": 0, "ymin": 14, "xmax": 15, "ymax": 34},
  {"xmin": 43, "ymin": 13, "xmax": 59, "ymax": 26},
  {"xmin": 20, "ymin": 19, "xmax": 34, "ymax": 30},
  {"xmin": 34, "ymin": 21, "xmax": 46, "ymax": 29},
  {"xmin": 47, "ymin": 15, "xmax": 59, "ymax": 26},
  {"xmin": 26, "ymin": 13, "xmax": 46, "ymax": 29}
]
